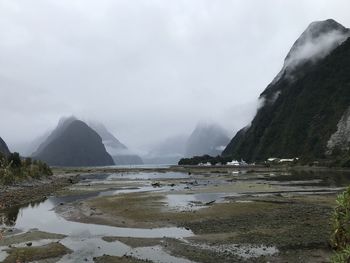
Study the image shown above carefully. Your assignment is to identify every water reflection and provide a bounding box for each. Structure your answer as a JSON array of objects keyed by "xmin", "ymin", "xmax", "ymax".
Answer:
[
  {"xmin": 0, "ymin": 199, "xmax": 44, "ymax": 226},
  {"xmin": 266, "ymin": 170, "xmax": 350, "ymax": 187},
  {"xmin": 106, "ymin": 171, "xmax": 190, "ymax": 180},
  {"xmin": 0, "ymin": 208, "xmax": 18, "ymax": 226},
  {"xmin": 2, "ymin": 170, "xmax": 350, "ymax": 231}
]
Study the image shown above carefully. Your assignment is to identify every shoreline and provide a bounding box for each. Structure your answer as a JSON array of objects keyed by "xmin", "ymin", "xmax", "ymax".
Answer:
[
  {"xmin": 0, "ymin": 174, "xmax": 78, "ymax": 210},
  {"xmin": 1, "ymin": 164, "xmax": 349, "ymax": 211},
  {"xmin": 54, "ymin": 164, "xmax": 350, "ymax": 173}
]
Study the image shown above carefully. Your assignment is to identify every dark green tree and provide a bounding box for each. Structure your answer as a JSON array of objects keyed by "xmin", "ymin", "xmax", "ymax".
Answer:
[{"xmin": 7, "ymin": 152, "xmax": 21, "ymax": 168}]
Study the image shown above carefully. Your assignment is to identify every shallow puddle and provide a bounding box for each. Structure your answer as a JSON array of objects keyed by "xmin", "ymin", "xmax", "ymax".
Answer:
[
  {"xmin": 8, "ymin": 198, "xmax": 192, "ymax": 238},
  {"xmin": 107, "ymin": 171, "xmax": 190, "ymax": 180},
  {"xmin": 166, "ymin": 192, "xmax": 240, "ymax": 211}
]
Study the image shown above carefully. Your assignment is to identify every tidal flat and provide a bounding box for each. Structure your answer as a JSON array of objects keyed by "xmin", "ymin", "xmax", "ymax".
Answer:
[{"xmin": 1, "ymin": 166, "xmax": 348, "ymax": 262}]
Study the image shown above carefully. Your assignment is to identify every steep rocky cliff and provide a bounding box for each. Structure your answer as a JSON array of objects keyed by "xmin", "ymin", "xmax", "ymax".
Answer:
[{"xmin": 223, "ymin": 19, "xmax": 350, "ymax": 161}]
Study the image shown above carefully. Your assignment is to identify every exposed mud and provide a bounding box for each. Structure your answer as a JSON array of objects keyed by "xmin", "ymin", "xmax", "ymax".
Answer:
[
  {"xmin": 0, "ymin": 174, "xmax": 78, "ymax": 210},
  {"xmin": 1, "ymin": 167, "xmax": 347, "ymax": 262}
]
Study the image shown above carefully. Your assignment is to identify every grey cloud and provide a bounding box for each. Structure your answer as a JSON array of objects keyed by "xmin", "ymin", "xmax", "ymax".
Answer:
[
  {"xmin": 285, "ymin": 30, "xmax": 349, "ymax": 70},
  {"xmin": 1, "ymin": 0, "xmax": 350, "ymax": 153}
]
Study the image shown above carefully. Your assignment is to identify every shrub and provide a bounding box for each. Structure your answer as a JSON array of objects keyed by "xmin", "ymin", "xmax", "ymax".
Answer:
[
  {"xmin": 8, "ymin": 152, "xmax": 21, "ymax": 168},
  {"xmin": 332, "ymin": 245, "xmax": 350, "ymax": 263},
  {"xmin": 0, "ymin": 153, "xmax": 52, "ymax": 185},
  {"xmin": 24, "ymin": 157, "xmax": 32, "ymax": 167},
  {"xmin": 331, "ymin": 186, "xmax": 350, "ymax": 262}
]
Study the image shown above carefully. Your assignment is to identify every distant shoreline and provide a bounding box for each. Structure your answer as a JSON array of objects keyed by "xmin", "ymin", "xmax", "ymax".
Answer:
[
  {"xmin": 51, "ymin": 164, "xmax": 350, "ymax": 175},
  {"xmin": 2, "ymin": 164, "xmax": 349, "ymax": 211}
]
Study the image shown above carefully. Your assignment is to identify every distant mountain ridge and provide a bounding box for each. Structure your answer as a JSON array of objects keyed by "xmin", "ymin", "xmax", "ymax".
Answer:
[
  {"xmin": 89, "ymin": 122, "xmax": 143, "ymax": 165},
  {"xmin": 185, "ymin": 123, "xmax": 230, "ymax": 157},
  {"xmin": 32, "ymin": 116, "xmax": 77, "ymax": 157},
  {"xmin": 143, "ymin": 135, "xmax": 188, "ymax": 164},
  {"xmin": 89, "ymin": 122, "xmax": 127, "ymax": 150},
  {"xmin": 33, "ymin": 119, "xmax": 114, "ymax": 167},
  {"xmin": 0, "ymin": 137, "xmax": 10, "ymax": 156},
  {"xmin": 142, "ymin": 123, "xmax": 230, "ymax": 164},
  {"xmin": 223, "ymin": 19, "xmax": 350, "ymax": 162}
]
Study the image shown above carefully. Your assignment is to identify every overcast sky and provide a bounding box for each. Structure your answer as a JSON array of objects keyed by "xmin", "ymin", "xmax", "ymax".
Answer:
[{"xmin": 1, "ymin": 0, "xmax": 350, "ymax": 153}]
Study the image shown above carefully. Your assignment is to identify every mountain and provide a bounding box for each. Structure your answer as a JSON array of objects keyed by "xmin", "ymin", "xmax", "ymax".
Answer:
[
  {"xmin": 0, "ymin": 137, "xmax": 10, "ymax": 156},
  {"xmin": 12, "ymin": 131, "xmax": 51, "ymax": 157},
  {"xmin": 223, "ymin": 19, "xmax": 350, "ymax": 162},
  {"xmin": 33, "ymin": 119, "xmax": 114, "ymax": 167},
  {"xmin": 89, "ymin": 122, "xmax": 127, "ymax": 150},
  {"xmin": 89, "ymin": 122, "xmax": 143, "ymax": 165},
  {"xmin": 186, "ymin": 123, "xmax": 230, "ymax": 157},
  {"xmin": 32, "ymin": 116, "xmax": 77, "ymax": 157},
  {"xmin": 143, "ymin": 135, "xmax": 188, "ymax": 164}
]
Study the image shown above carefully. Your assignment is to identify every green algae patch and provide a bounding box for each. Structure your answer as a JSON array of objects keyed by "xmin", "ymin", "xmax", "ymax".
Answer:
[
  {"xmin": 3, "ymin": 242, "xmax": 71, "ymax": 263},
  {"xmin": 94, "ymin": 255, "xmax": 151, "ymax": 263},
  {"xmin": 0, "ymin": 231, "xmax": 66, "ymax": 247},
  {"xmin": 86, "ymin": 192, "xmax": 280, "ymax": 229}
]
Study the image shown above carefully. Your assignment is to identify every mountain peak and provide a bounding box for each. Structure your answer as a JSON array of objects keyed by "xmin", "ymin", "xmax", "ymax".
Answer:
[
  {"xmin": 223, "ymin": 20, "xmax": 350, "ymax": 162},
  {"xmin": 57, "ymin": 115, "xmax": 77, "ymax": 128},
  {"xmin": 284, "ymin": 19, "xmax": 349, "ymax": 64},
  {"xmin": 303, "ymin": 19, "xmax": 348, "ymax": 38},
  {"xmin": 265, "ymin": 19, "xmax": 349, "ymax": 97},
  {"xmin": 285, "ymin": 19, "xmax": 349, "ymax": 70},
  {"xmin": 186, "ymin": 122, "xmax": 230, "ymax": 157},
  {"xmin": 32, "ymin": 115, "xmax": 78, "ymax": 156},
  {"xmin": 33, "ymin": 118, "xmax": 114, "ymax": 167}
]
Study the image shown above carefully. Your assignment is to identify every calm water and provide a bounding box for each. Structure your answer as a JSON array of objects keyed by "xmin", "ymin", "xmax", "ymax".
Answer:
[{"xmin": 0, "ymin": 171, "xmax": 196, "ymax": 262}]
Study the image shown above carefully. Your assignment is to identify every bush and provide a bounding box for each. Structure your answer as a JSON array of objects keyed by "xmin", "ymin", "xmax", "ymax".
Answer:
[
  {"xmin": 0, "ymin": 153, "xmax": 52, "ymax": 185},
  {"xmin": 24, "ymin": 157, "xmax": 32, "ymax": 167},
  {"xmin": 331, "ymin": 186, "xmax": 350, "ymax": 262},
  {"xmin": 332, "ymin": 246, "xmax": 350, "ymax": 263},
  {"xmin": 8, "ymin": 152, "xmax": 21, "ymax": 168}
]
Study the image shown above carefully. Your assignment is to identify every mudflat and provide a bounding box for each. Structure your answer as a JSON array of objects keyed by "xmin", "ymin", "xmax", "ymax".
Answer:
[{"xmin": 1, "ymin": 166, "xmax": 347, "ymax": 262}]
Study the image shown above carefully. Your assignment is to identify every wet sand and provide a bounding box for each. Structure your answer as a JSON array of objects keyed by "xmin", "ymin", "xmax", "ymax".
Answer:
[{"xmin": 1, "ymin": 166, "xmax": 348, "ymax": 262}]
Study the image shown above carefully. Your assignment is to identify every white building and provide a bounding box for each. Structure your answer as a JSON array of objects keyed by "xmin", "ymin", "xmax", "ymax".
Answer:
[
  {"xmin": 226, "ymin": 160, "xmax": 240, "ymax": 166},
  {"xmin": 198, "ymin": 162, "xmax": 212, "ymax": 166}
]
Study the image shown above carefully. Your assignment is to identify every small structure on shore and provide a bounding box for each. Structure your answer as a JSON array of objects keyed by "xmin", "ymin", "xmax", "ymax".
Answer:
[
  {"xmin": 267, "ymin": 157, "xmax": 299, "ymax": 164},
  {"xmin": 198, "ymin": 162, "xmax": 212, "ymax": 166},
  {"xmin": 226, "ymin": 160, "xmax": 240, "ymax": 166},
  {"xmin": 267, "ymin": 158, "xmax": 280, "ymax": 163}
]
